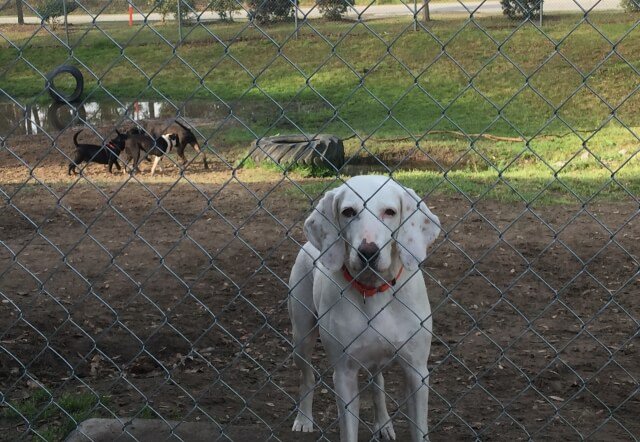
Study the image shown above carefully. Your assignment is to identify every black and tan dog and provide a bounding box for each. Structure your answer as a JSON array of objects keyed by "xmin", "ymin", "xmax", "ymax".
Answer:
[
  {"xmin": 127, "ymin": 119, "xmax": 208, "ymax": 170},
  {"xmin": 68, "ymin": 129, "xmax": 127, "ymax": 175},
  {"xmin": 124, "ymin": 132, "xmax": 179, "ymax": 175}
]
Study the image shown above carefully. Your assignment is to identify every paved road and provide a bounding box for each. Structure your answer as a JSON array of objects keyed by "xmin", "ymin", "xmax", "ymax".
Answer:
[{"xmin": 0, "ymin": 0, "xmax": 622, "ymax": 25}]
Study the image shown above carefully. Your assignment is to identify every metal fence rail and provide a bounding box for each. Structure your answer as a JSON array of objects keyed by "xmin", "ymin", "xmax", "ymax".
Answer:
[{"xmin": 0, "ymin": 0, "xmax": 638, "ymax": 441}]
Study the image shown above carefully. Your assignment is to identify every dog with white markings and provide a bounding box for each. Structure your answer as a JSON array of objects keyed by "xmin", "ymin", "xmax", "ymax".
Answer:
[
  {"xmin": 288, "ymin": 175, "xmax": 441, "ymax": 442},
  {"xmin": 123, "ymin": 131, "xmax": 179, "ymax": 175}
]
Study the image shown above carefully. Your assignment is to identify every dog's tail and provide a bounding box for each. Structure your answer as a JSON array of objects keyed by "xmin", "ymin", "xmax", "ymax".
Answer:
[
  {"xmin": 174, "ymin": 119, "xmax": 191, "ymax": 132},
  {"xmin": 73, "ymin": 129, "xmax": 83, "ymax": 148}
]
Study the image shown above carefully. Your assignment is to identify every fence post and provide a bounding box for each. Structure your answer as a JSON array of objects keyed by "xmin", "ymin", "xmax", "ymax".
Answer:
[
  {"xmin": 62, "ymin": 0, "xmax": 69, "ymax": 46},
  {"xmin": 177, "ymin": 0, "xmax": 183, "ymax": 42},
  {"xmin": 294, "ymin": 0, "xmax": 299, "ymax": 39}
]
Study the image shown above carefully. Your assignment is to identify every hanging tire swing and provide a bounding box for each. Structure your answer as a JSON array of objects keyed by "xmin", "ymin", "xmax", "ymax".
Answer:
[{"xmin": 46, "ymin": 65, "xmax": 84, "ymax": 103}]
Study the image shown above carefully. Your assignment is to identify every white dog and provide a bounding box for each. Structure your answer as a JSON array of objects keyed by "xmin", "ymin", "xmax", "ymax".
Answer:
[{"xmin": 288, "ymin": 175, "xmax": 441, "ymax": 441}]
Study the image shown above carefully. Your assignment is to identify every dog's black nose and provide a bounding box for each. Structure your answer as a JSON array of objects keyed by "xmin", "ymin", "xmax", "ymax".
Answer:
[{"xmin": 357, "ymin": 242, "xmax": 380, "ymax": 266}]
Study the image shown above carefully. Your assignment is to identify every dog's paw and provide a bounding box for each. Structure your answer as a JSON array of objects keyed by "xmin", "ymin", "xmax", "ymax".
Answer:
[
  {"xmin": 292, "ymin": 413, "xmax": 314, "ymax": 432},
  {"xmin": 374, "ymin": 420, "xmax": 396, "ymax": 440}
]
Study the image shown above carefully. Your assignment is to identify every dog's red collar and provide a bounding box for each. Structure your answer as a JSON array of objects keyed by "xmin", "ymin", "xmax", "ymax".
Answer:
[
  {"xmin": 106, "ymin": 142, "xmax": 117, "ymax": 151},
  {"xmin": 341, "ymin": 265, "xmax": 403, "ymax": 297}
]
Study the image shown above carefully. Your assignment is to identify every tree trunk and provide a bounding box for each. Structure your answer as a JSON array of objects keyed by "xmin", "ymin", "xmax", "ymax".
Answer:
[
  {"xmin": 423, "ymin": 0, "xmax": 431, "ymax": 21},
  {"xmin": 16, "ymin": 0, "xmax": 24, "ymax": 25}
]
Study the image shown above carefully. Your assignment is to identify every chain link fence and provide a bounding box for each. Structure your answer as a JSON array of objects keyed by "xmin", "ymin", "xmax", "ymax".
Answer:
[{"xmin": 0, "ymin": 0, "xmax": 639, "ymax": 440}]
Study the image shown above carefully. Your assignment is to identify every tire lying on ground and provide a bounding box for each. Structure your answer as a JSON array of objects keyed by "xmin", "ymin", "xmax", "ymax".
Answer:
[
  {"xmin": 250, "ymin": 135, "xmax": 345, "ymax": 169},
  {"xmin": 46, "ymin": 65, "xmax": 84, "ymax": 103}
]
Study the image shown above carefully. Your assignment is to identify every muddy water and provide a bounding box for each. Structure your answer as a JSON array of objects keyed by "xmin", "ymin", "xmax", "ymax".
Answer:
[
  {"xmin": 0, "ymin": 97, "xmax": 337, "ymax": 138},
  {"xmin": 0, "ymin": 99, "xmax": 237, "ymax": 137}
]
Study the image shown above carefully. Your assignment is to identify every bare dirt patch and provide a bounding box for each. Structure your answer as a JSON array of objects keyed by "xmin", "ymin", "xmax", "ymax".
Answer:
[{"xmin": 0, "ymin": 133, "xmax": 638, "ymax": 441}]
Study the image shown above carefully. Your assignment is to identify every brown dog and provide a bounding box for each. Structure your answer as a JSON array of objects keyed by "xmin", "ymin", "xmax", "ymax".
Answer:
[
  {"xmin": 124, "ymin": 132, "xmax": 179, "ymax": 175},
  {"xmin": 127, "ymin": 119, "xmax": 208, "ymax": 170}
]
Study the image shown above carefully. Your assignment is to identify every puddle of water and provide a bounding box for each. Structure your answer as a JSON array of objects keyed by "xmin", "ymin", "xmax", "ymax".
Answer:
[
  {"xmin": 0, "ymin": 98, "xmax": 336, "ymax": 138},
  {"xmin": 0, "ymin": 99, "xmax": 239, "ymax": 137}
]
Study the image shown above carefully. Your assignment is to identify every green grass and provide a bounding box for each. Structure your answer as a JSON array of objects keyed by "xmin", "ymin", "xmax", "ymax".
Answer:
[
  {"xmin": 237, "ymin": 155, "xmax": 338, "ymax": 177},
  {"xmin": 3, "ymin": 13, "xmax": 639, "ymax": 138},
  {"xmin": 1, "ymin": 388, "xmax": 110, "ymax": 441},
  {"xmin": 2, "ymin": 13, "xmax": 640, "ymax": 205},
  {"xmin": 243, "ymin": 122, "xmax": 639, "ymax": 204},
  {"xmin": 259, "ymin": 151, "xmax": 640, "ymax": 206},
  {"xmin": 0, "ymin": 387, "xmax": 181, "ymax": 441}
]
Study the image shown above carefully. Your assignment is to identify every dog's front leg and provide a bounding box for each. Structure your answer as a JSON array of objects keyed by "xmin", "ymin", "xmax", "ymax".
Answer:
[
  {"xmin": 402, "ymin": 363, "xmax": 430, "ymax": 442},
  {"xmin": 372, "ymin": 372, "xmax": 395, "ymax": 440},
  {"xmin": 150, "ymin": 156, "xmax": 162, "ymax": 176},
  {"xmin": 108, "ymin": 156, "xmax": 120, "ymax": 174},
  {"xmin": 290, "ymin": 295, "xmax": 318, "ymax": 433},
  {"xmin": 333, "ymin": 361, "xmax": 360, "ymax": 442},
  {"xmin": 291, "ymin": 328, "xmax": 317, "ymax": 432}
]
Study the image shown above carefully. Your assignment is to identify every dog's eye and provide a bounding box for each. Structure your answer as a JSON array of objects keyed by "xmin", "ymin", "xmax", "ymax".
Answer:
[
  {"xmin": 341, "ymin": 207, "xmax": 356, "ymax": 218},
  {"xmin": 384, "ymin": 208, "xmax": 396, "ymax": 217}
]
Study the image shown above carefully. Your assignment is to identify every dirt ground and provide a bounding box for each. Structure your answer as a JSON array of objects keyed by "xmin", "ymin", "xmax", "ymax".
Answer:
[{"xmin": 0, "ymin": 132, "xmax": 638, "ymax": 441}]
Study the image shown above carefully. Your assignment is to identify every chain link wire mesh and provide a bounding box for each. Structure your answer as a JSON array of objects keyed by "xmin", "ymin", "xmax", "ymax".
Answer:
[{"xmin": 0, "ymin": 0, "xmax": 638, "ymax": 440}]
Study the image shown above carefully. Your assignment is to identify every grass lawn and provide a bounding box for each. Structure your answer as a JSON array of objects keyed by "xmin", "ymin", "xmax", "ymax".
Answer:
[
  {"xmin": 1, "ymin": 12, "xmax": 639, "ymax": 204},
  {"xmin": 0, "ymin": 389, "xmax": 110, "ymax": 441}
]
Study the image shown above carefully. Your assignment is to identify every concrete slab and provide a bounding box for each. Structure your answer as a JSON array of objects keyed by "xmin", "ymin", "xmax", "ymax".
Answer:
[{"xmin": 65, "ymin": 418, "xmax": 222, "ymax": 442}]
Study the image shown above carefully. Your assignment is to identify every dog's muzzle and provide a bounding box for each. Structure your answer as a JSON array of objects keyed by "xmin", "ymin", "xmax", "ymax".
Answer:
[{"xmin": 357, "ymin": 241, "xmax": 380, "ymax": 266}]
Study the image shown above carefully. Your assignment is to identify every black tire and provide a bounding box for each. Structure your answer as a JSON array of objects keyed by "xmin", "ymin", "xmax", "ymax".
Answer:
[
  {"xmin": 250, "ymin": 134, "xmax": 345, "ymax": 169},
  {"xmin": 47, "ymin": 101, "xmax": 87, "ymax": 131},
  {"xmin": 46, "ymin": 65, "xmax": 84, "ymax": 103}
]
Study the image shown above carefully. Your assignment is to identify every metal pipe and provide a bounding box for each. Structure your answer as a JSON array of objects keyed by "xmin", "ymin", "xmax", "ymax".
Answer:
[
  {"xmin": 294, "ymin": 0, "xmax": 299, "ymax": 39},
  {"xmin": 177, "ymin": 0, "xmax": 183, "ymax": 42},
  {"xmin": 62, "ymin": 0, "xmax": 69, "ymax": 46}
]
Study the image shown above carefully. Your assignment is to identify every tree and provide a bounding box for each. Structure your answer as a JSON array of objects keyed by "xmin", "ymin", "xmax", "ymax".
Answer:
[
  {"xmin": 423, "ymin": 0, "xmax": 430, "ymax": 21},
  {"xmin": 149, "ymin": 0, "xmax": 196, "ymax": 23},
  {"xmin": 36, "ymin": 0, "xmax": 78, "ymax": 28},
  {"xmin": 500, "ymin": 0, "xmax": 541, "ymax": 19},
  {"xmin": 620, "ymin": 0, "xmax": 640, "ymax": 11},
  {"xmin": 16, "ymin": 0, "xmax": 24, "ymax": 25},
  {"xmin": 247, "ymin": 0, "xmax": 294, "ymax": 23},
  {"xmin": 316, "ymin": 0, "xmax": 352, "ymax": 20},
  {"xmin": 208, "ymin": 0, "xmax": 242, "ymax": 21}
]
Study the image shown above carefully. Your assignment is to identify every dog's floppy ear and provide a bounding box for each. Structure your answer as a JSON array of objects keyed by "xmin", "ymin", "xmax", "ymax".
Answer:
[
  {"xmin": 303, "ymin": 187, "xmax": 344, "ymax": 271},
  {"xmin": 397, "ymin": 187, "xmax": 441, "ymax": 271}
]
